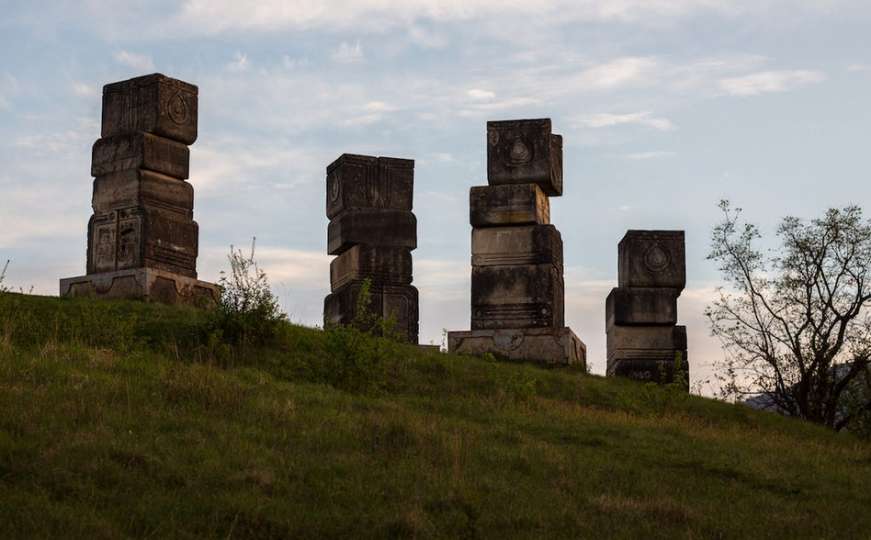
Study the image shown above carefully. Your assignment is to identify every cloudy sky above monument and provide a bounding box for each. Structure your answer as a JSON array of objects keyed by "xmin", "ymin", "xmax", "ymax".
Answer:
[{"xmin": 2, "ymin": 0, "xmax": 870, "ymax": 385}]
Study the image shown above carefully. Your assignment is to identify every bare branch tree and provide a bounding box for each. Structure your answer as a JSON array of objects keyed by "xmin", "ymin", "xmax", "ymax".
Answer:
[{"xmin": 706, "ymin": 201, "xmax": 871, "ymax": 431}]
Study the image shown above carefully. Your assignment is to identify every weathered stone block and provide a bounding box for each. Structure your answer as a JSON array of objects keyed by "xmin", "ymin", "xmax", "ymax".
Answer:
[
  {"xmin": 471, "ymin": 264, "xmax": 564, "ymax": 330},
  {"xmin": 606, "ymin": 287, "xmax": 679, "ymax": 327},
  {"xmin": 607, "ymin": 356, "xmax": 689, "ymax": 388},
  {"xmin": 469, "ymin": 184, "xmax": 550, "ymax": 227},
  {"xmin": 60, "ymin": 268, "xmax": 218, "ymax": 308},
  {"xmin": 448, "ymin": 327, "xmax": 585, "ymax": 367},
  {"xmin": 326, "ymin": 154, "xmax": 414, "ymax": 219},
  {"xmin": 606, "ymin": 324, "xmax": 687, "ymax": 356},
  {"xmin": 87, "ymin": 208, "xmax": 198, "ymax": 278},
  {"xmin": 330, "ymin": 245, "xmax": 413, "ymax": 292},
  {"xmin": 92, "ymin": 132, "xmax": 190, "ymax": 179},
  {"xmin": 471, "ymin": 225, "xmax": 562, "ymax": 268},
  {"xmin": 618, "ymin": 230, "xmax": 686, "ymax": 289},
  {"xmin": 92, "ymin": 169, "xmax": 193, "ymax": 218},
  {"xmin": 101, "ymin": 74, "xmax": 198, "ymax": 145},
  {"xmin": 327, "ymin": 209, "xmax": 417, "ymax": 255},
  {"xmin": 606, "ymin": 325, "xmax": 688, "ymax": 385},
  {"xmin": 323, "ymin": 282, "xmax": 419, "ymax": 343},
  {"xmin": 487, "ymin": 118, "xmax": 562, "ymax": 196}
]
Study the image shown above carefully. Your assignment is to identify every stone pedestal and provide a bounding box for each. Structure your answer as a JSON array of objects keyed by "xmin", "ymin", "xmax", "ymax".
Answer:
[
  {"xmin": 448, "ymin": 327, "xmax": 585, "ymax": 367},
  {"xmin": 449, "ymin": 118, "xmax": 586, "ymax": 368},
  {"xmin": 60, "ymin": 73, "xmax": 216, "ymax": 307},
  {"xmin": 606, "ymin": 230, "xmax": 688, "ymax": 386},
  {"xmin": 323, "ymin": 153, "xmax": 419, "ymax": 344},
  {"xmin": 61, "ymin": 268, "xmax": 218, "ymax": 307}
]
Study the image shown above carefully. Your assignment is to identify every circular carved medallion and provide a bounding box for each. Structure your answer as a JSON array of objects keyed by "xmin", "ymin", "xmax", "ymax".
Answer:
[
  {"xmin": 644, "ymin": 244, "xmax": 670, "ymax": 273},
  {"xmin": 167, "ymin": 92, "xmax": 190, "ymax": 125}
]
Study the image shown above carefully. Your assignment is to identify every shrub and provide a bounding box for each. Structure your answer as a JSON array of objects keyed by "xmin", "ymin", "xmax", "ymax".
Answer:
[{"xmin": 211, "ymin": 239, "xmax": 286, "ymax": 347}]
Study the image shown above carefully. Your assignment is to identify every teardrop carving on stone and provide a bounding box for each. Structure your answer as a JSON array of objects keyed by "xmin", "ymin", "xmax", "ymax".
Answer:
[
  {"xmin": 644, "ymin": 244, "xmax": 671, "ymax": 273},
  {"xmin": 509, "ymin": 137, "xmax": 532, "ymax": 165}
]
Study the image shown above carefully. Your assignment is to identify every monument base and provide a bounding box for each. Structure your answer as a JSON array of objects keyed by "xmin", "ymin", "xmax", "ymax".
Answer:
[
  {"xmin": 607, "ymin": 355, "xmax": 689, "ymax": 389},
  {"xmin": 60, "ymin": 268, "xmax": 219, "ymax": 308},
  {"xmin": 447, "ymin": 327, "xmax": 586, "ymax": 368}
]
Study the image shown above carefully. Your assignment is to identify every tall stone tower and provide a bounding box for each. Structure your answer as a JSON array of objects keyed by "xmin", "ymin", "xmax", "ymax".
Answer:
[
  {"xmin": 448, "ymin": 119, "xmax": 586, "ymax": 366},
  {"xmin": 60, "ymin": 74, "xmax": 218, "ymax": 306},
  {"xmin": 322, "ymin": 154, "xmax": 419, "ymax": 343},
  {"xmin": 606, "ymin": 230, "xmax": 688, "ymax": 386}
]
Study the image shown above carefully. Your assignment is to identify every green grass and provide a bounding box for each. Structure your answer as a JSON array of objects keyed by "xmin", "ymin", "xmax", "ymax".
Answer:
[{"xmin": 1, "ymin": 293, "xmax": 870, "ymax": 539}]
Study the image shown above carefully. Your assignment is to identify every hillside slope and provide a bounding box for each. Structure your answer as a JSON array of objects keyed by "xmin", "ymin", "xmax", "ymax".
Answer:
[{"xmin": 1, "ymin": 293, "xmax": 869, "ymax": 539}]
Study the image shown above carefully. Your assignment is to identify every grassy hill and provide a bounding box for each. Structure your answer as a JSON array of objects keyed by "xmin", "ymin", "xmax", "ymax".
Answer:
[{"xmin": 1, "ymin": 293, "xmax": 869, "ymax": 539}]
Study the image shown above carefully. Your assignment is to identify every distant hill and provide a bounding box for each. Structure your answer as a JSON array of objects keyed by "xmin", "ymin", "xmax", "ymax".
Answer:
[{"xmin": 1, "ymin": 293, "xmax": 870, "ymax": 539}]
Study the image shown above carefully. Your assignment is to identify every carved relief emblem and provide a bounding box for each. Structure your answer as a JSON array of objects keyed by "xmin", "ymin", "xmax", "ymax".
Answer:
[
  {"xmin": 167, "ymin": 92, "xmax": 190, "ymax": 125},
  {"xmin": 328, "ymin": 172, "xmax": 341, "ymax": 202},
  {"xmin": 117, "ymin": 226, "xmax": 138, "ymax": 268},
  {"xmin": 644, "ymin": 244, "xmax": 670, "ymax": 273},
  {"xmin": 95, "ymin": 226, "xmax": 115, "ymax": 269},
  {"xmin": 487, "ymin": 129, "xmax": 500, "ymax": 147},
  {"xmin": 494, "ymin": 331, "xmax": 525, "ymax": 351},
  {"xmin": 508, "ymin": 137, "xmax": 532, "ymax": 166}
]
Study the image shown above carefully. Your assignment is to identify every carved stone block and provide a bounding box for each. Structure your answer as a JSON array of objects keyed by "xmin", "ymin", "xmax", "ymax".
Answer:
[
  {"xmin": 87, "ymin": 208, "xmax": 198, "ymax": 278},
  {"xmin": 323, "ymin": 282, "xmax": 419, "ymax": 343},
  {"xmin": 101, "ymin": 74, "xmax": 198, "ymax": 145},
  {"xmin": 92, "ymin": 169, "xmax": 193, "ymax": 218},
  {"xmin": 471, "ymin": 264, "xmax": 564, "ymax": 330},
  {"xmin": 92, "ymin": 132, "xmax": 190, "ymax": 179},
  {"xmin": 606, "ymin": 287, "xmax": 679, "ymax": 327},
  {"xmin": 607, "ymin": 357, "xmax": 689, "ymax": 388},
  {"xmin": 327, "ymin": 209, "xmax": 417, "ymax": 255},
  {"xmin": 330, "ymin": 245, "xmax": 412, "ymax": 292},
  {"xmin": 469, "ymin": 184, "xmax": 550, "ymax": 227},
  {"xmin": 326, "ymin": 153, "xmax": 414, "ymax": 219},
  {"xmin": 448, "ymin": 327, "xmax": 586, "ymax": 367},
  {"xmin": 471, "ymin": 225, "xmax": 562, "ymax": 268},
  {"xmin": 618, "ymin": 230, "xmax": 686, "ymax": 290},
  {"xmin": 487, "ymin": 118, "xmax": 562, "ymax": 196},
  {"xmin": 60, "ymin": 268, "xmax": 218, "ymax": 308},
  {"xmin": 606, "ymin": 325, "xmax": 688, "ymax": 385}
]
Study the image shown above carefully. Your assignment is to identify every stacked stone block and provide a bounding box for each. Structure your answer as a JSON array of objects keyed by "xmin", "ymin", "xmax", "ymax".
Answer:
[
  {"xmin": 606, "ymin": 230, "xmax": 688, "ymax": 386},
  {"xmin": 448, "ymin": 119, "xmax": 586, "ymax": 366},
  {"xmin": 60, "ymin": 74, "xmax": 217, "ymax": 306},
  {"xmin": 322, "ymin": 154, "xmax": 419, "ymax": 343}
]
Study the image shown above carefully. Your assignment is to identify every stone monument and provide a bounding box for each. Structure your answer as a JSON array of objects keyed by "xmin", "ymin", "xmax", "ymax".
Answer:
[
  {"xmin": 448, "ymin": 119, "xmax": 586, "ymax": 367},
  {"xmin": 606, "ymin": 230, "xmax": 688, "ymax": 386},
  {"xmin": 322, "ymin": 154, "xmax": 419, "ymax": 343},
  {"xmin": 60, "ymin": 74, "xmax": 218, "ymax": 306}
]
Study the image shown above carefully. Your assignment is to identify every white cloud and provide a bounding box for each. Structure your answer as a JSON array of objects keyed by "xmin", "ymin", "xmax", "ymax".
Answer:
[
  {"xmin": 363, "ymin": 101, "xmax": 395, "ymax": 112},
  {"xmin": 71, "ymin": 81, "xmax": 98, "ymax": 97},
  {"xmin": 623, "ymin": 151, "xmax": 676, "ymax": 160},
  {"xmin": 165, "ymin": 0, "xmax": 839, "ymax": 36},
  {"xmin": 847, "ymin": 63, "xmax": 871, "ymax": 72},
  {"xmin": 467, "ymin": 88, "xmax": 495, "ymax": 100},
  {"xmin": 226, "ymin": 52, "xmax": 249, "ymax": 72},
  {"xmin": 577, "ymin": 111, "xmax": 675, "ymax": 131},
  {"xmin": 113, "ymin": 50, "xmax": 155, "ymax": 71},
  {"xmin": 331, "ymin": 41, "xmax": 364, "ymax": 63},
  {"xmin": 571, "ymin": 56, "xmax": 659, "ymax": 90},
  {"xmin": 719, "ymin": 70, "xmax": 825, "ymax": 96}
]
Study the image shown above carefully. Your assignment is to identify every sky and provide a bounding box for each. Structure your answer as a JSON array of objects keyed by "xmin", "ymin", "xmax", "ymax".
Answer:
[{"xmin": 1, "ymin": 0, "xmax": 870, "ymax": 389}]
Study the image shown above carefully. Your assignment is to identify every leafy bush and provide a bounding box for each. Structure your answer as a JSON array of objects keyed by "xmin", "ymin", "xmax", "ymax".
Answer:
[
  {"xmin": 211, "ymin": 239, "xmax": 286, "ymax": 347},
  {"xmin": 320, "ymin": 279, "xmax": 400, "ymax": 393}
]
